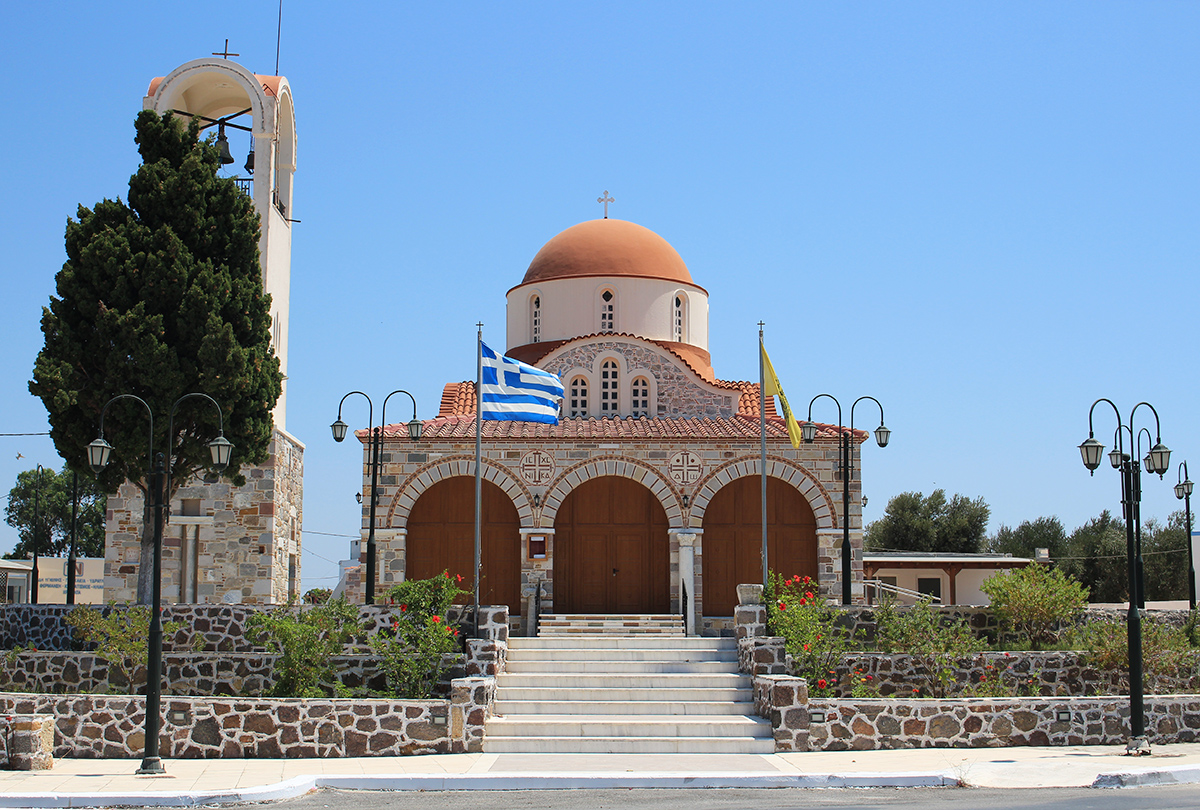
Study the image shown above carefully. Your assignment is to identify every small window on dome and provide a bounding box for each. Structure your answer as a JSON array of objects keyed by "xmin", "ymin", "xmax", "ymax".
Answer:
[
  {"xmin": 673, "ymin": 295, "xmax": 685, "ymax": 342},
  {"xmin": 600, "ymin": 359, "xmax": 619, "ymax": 415},
  {"xmin": 569, "ymin": 376, "xmax": 589, "ymax": 418},
  {"xmin": 531, "ymin": 296, "xmax": 541, "ymax": 343},
  {"xmin": 600, "ymin": 290, "xmax": 615, "ymax": 333}
]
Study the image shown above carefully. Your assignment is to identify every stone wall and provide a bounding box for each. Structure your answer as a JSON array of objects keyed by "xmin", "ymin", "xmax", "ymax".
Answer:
[
  {"xmin": 105, "ymin": 428, "xmax": 304, "ymax": 606},
  {"xmin": 0, "ymin": 678, "xmax": 495, "ymax": 759},
  {"xmin": 0, "ymin": 715, "xmax": 55, "ymax": 770}
]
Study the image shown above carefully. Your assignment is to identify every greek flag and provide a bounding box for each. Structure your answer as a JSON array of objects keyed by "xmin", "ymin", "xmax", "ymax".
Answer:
[{"xmin": 480, "ymin": 342, "xmax": 564, "ymax": 423}]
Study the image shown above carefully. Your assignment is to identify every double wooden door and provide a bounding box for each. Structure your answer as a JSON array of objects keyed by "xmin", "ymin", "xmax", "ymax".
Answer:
[
  {"xmin": 701, "ymin": 476, "xmax": 817, "ymax": 616},
  {"xmin": 553, "ymin": 477, "xmax": 669, "ymax": 614}
]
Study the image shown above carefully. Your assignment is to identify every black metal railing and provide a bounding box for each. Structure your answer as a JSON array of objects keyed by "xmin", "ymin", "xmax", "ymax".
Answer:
[
  {"xmin": 233, "ymin": 177, "xmax": 251, "ymax": 195},
  {"xmin": 680, "ymin": 578, "xmax": 688, "ymax": 635},
  {"xmin": 532, "ymin": 579, "xmax": 544, "ymax": 637}
]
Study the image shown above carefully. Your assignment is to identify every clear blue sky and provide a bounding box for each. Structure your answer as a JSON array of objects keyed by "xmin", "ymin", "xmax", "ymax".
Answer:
[{"xmin": 1, "ymin": 2, "xmax": 1197, "ymax": 593}]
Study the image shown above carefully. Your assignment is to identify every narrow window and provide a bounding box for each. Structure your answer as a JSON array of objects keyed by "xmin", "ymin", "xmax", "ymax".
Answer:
[
  {"xmin": 631, "ymin": 377, "xmax": 650, "ymax": 417},
  {"xmin": 600, "ymin": 290, "xmax": 615, "ymax": 332},
  {"xmin": 673, "ymin": 295, "xmax": 684, "ymax": 341},
  {"xmin": 600, "ymin": 360, "xmax": 619, "ymax": 415},
  {"xmin": 569, "ymin": 376, "xmax": 589, "ymax": 418},
  {"xmin": 532, "ymin": 296, "xmax": 541, "ymax": 343}
]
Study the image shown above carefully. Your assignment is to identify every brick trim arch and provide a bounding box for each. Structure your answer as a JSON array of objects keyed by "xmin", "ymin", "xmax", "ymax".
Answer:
[
  {"xmin": 688, "ymin": 456, "xmax": 836, "ymax": 530},
  {"xmin": 385, "ymin": 456, "xmax": 532, "ymax": 529},
  {"xmin": 539, "ymin": 456, "xmax": 683, "ymax": 528}
]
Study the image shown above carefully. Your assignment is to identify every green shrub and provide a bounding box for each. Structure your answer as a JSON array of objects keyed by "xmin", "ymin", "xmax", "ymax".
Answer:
[
  {"xmin": 981, "ymin": 564, "xmax": 1088, "ymax": 649},
  {"xmin": 373, "ymin": 572, "xmax": 469, "ymax": 698},
  {"xmin": 1070, "ymin": 618, "xmax": 1200, "ymax": 693},
  {"xmin": 303, "ymin": 587, "xmax": 332, "ymax": 605},
  {"xmin": 765, "ymin": 572, "xmax": 852, "ymax": 696},
  {"xmin": 873, "ymin": 596, "xmax": 983, "ymax": 697},
  {"xmin": 66, "ymin": 604, "xmax": 190, "ymax": 692},
  {"xmin": 384, "ymin": 571, "xmax": 467, "ymax": 619},
  {"xmin": 246, "ymin": 597, "xmax": 363, "ymax": 698}
]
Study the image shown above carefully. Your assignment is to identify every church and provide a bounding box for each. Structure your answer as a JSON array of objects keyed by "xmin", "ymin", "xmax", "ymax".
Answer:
[{"xmin": 345, "ymin": 216, "xmax": 870, "ymax": 635}]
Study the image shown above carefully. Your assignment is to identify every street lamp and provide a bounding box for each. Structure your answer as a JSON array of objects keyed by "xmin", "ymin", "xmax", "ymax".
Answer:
[
  {"xmin": 803, "ymin": 394, "xmax": 890, "ymax": 605},
  {"xmin": 1176, "ymin": 462, "xmax": 1195, "ymax": 610},
  {"xmin": 332, "ymin": 390, "xmax": 421, "ymax": 604},
  {"xmin": 88, "ymin": 393, "xmax": 232, "ymax": 775},
  {"xmin": 1079, "ymin": 398, "xmax": 1170, "ymax": 755}
]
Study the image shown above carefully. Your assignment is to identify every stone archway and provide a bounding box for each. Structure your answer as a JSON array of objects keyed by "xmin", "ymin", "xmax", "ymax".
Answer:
[
  {"xmin": 552, "ymin": 476, "xmax": 670, "ymax": 614},
  {"xmin": 539, "ymin": 457, "xmax": 682, "ymax": 529},
  {"xmin": 689, "ymin": 456, "xmax": 835, "ymax": 530},
  {"xmin": 386, "ymin": 456, "xmax": 533, "ymax": 530}
]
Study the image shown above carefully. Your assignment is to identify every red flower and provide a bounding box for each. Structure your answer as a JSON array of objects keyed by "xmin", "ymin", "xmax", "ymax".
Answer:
[
  {"xmin": 778, "ymin": 601, "xmax": 787, "ymax": 611},
  {"xmin": 456, "ymin": 573, "xmax": 464, "ymax": 583},
  {"xmin": 452, "ymin": 628, "xmax": 459, "ymax": 637},
  {"xmin": 400, "ymin": 604, "xmax": 407, "ymax": 612},
  {"xmin": 803, "ymin": 644, "xmax": 810, "ymax": 652},
  {"xmin": 804, "ymin": 591, "xmax": 813, "ymax": 600},
  {"xmin": 798, "ymin": 598, "xmax": 807, "ymax": 606},
  {"xmin": 444, "ymin": 572, "xmax": 451, "ymax": 579},
  {"xmin": 817, "ymin": 679, "xmax": 828, "ymax": 689},
  {"xmin": 432, "ymin": 615, "xmax": 441, "ymax": 623},
  {"xmin": 865, "ymin": 675, "xmax": 873, "ymax": 681}
]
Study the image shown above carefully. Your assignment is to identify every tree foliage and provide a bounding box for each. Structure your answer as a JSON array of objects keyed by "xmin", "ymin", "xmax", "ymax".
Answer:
[
  {"xmin": 981, "ymin": 564, "xmax": 1088, "ymax": 649},
  {"xmin": 30, "ymin": 111, "xmax": 281, "ymax": 602},
  {"xmin": 1057, "ymin": 510, "xmax": 1128, "ymax": 603},
  {"xmin": 864, "ymin": 489, "xmax": 990, "ymax": 554},
  {"xmin": 986, "ymin": 516, "xmax": 1068, "ymax": 560},
  {"xmin": 4, "ymin": 464, "xmax": 105, "ymax": 559}
]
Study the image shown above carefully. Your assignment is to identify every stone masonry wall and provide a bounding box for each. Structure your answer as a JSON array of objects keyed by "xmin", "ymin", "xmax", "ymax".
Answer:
[
  {"xmin": 0, "ymin": 679, "xmax": 495, "ymax": 758},
  {"xmin": 105, "ymin": 428, "xmax": 304, "ymax": 606}
]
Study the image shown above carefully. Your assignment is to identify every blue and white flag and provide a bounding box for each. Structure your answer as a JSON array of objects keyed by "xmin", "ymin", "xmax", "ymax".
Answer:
[{"xmin": 479, "ymin": 342, "xmax": 564, "ymax": 423}]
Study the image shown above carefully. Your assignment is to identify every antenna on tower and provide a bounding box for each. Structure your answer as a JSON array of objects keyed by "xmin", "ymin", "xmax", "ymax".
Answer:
[{"xmin": 275, "ymin": 0, "xmax": 284, "ymax": 75}]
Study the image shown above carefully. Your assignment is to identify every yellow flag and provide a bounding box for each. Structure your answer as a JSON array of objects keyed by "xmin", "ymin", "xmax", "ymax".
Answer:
[{"xmin": 761, "ymin": 342, "xmax": 802, "ymax": 449}]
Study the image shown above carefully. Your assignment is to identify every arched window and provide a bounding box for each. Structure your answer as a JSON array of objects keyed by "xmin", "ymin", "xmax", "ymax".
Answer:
[
  {"xmin": 600, "ymin": 360, "xmax": 619, "ymax": 415},
  {"xmin": 531, "ymin": 296, "xmax": 541, "ymax": 343},
  {"xmin": 569, "ymin": 376, "xmax": 589, "ymax": 418},
  {"xmin": 673, "ymin": 295, "xmax": 685, "ymax": 342},
  {"xmin": 600, "ymin": 290, "xmax": 615, "ymax": 332},
  {"xmin": 631, "ymin": 376, "xmax": 650, "ymax": 417}
]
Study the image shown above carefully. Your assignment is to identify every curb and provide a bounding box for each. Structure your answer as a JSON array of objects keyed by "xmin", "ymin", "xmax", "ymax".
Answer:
[
  {"xmin": 1092, "ymin": 764, "xmax": 1200, "ymax": 788},
  {"xmin": 0, "ymin": 771, "xmax": 958, "ymax": 807}
]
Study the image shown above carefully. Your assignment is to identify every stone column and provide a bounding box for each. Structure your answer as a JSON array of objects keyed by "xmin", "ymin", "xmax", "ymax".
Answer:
[
  {"xmin": 673, "ymin": 530, "xmax": 700, "ymax": 636},
  {"xmin": 520, "ymin": 528, "xmax": 554, "ymax": 635}
]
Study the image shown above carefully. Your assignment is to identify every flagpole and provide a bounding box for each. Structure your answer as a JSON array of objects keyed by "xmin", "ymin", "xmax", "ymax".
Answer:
[
  {"xmin": 759, "ymin": 322, "xmax": 768, "ymax": 590},
  {"xmin": 474, "ymin": 322, "xmax": 483, "ymax": 638}
]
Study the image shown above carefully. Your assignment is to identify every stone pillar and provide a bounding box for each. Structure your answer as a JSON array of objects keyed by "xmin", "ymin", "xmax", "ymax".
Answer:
[
  {"xmin": 673, "ymin": 530, "xmax": 700, "ymax": 636},
  {"xmin": 6, "ymin": 715, "xmax": 54, "ymax": 770},
  {"xmin": 520, "ymin": 528, "xmax": 554, "ymax": 636}
]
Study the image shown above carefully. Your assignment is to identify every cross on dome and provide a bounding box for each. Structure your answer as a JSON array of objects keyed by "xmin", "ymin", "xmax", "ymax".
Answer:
[{"xmin": 597, "ymin": 190, "xmax": 615, "ymax": 219}]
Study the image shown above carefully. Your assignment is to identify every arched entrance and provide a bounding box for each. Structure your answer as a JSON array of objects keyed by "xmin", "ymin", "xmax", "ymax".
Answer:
[
  {"xmin": 406, "ymin": 477, "xmax": 521, "ymax": 614},
  {"xmin": 553, "ymin": 476, "xmax": 670, "ymax": 614},
  {"xmin": 701, "ymin": 476, "xmax": 817, "ymax": 616}
]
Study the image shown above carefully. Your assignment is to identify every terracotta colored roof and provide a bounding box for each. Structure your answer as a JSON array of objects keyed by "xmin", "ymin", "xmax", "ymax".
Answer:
[
  {"xmin": 377, "ymin": 414, "xmax": 827, "ymax": 441},
  {"xmin": 512, "ymin": 219, "xmax": 705, "ymax": 292}
]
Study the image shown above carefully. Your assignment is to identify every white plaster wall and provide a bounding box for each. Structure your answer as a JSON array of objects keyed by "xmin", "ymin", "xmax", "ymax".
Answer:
[
  {"xmin": 507, "ymin": 277, "xmax": 709, "ymax": 350},
  {"xmin": 870, "ymin": 566, "xmax": 1015, "ymax": 606}
]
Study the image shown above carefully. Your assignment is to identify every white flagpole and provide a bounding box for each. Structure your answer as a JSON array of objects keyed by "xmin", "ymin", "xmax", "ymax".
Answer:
[
  {"xmin": 474, "ymin": 323, "xmax": 483, "ymax": 637},
  {"xmin": 759, "ymin": 322, "xmax": 768, "ymax": 590}
]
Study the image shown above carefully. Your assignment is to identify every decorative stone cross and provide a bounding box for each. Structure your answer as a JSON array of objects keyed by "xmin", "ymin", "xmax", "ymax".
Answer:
[
  {"xmin": 213, "ymin": 39, "xmax": 240, "ymax": 59},
  {"xmin": 597, "ymin": 190, "xmax": 615, "ymax": 219}
]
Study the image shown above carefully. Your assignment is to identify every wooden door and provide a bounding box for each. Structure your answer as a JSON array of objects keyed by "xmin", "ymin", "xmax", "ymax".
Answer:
[
  {"xmin": 701, "ymin": 476, "xmax": 817, "ymax": 616},
  {"xmin": 553, "ymin": 477, "xmax": 669, "ymax": 613},
  {"xmin": 405, "ymin": 477, "xmax": 521, "ymax": 614}
]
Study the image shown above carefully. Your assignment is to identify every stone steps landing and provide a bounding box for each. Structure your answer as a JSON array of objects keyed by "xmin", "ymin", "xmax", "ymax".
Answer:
[{"xmin": 537, "ymin": 614, "xmax": 684, "ymax": 636}]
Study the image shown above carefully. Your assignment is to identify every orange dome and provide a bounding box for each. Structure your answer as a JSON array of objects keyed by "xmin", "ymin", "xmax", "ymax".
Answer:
[{"xmin": 520, "ymin": 219, "xmax": 695, "ymax": 286}]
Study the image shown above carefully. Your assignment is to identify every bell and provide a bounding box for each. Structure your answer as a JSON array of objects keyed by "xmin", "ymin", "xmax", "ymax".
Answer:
[
  {"xmin": 243, "ymin": 144, "xmax": 255, "ymax": 174},
  {"xmin": 215, "ymin": 123, "xmax": 235, "ymax": 165}
]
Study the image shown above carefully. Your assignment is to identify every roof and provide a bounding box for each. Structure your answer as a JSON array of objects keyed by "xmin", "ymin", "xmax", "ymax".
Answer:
[
  {"xmin": 864, "ymin": 552, "xmax": 1039, "ymax": 570},
  {"xmin": 515, "ymin": 219, "xmax": 701, "ymax": 290},
  {"xmin": 375, "ymin": 414, "xmax": 850, "ymax": 441}
]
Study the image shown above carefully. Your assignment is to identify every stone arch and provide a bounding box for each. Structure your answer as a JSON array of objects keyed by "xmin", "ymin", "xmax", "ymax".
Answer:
[
  {"xmin": 688, "ymin": 456, "xmax": 836, "ymax": 530},
  {"xmin": 147, "ymin": 58, "xmax": 272, "ymax": 136},
  {"xmin": 540, "ymin": 456, "xmax": 683, "ymax": 529},
  {"xmin": 385, "ymin": 456, "xmax": 533, "ymax": 529}
]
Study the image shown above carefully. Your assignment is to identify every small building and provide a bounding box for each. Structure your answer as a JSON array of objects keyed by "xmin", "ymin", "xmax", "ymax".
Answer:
[{"xmin": 863, "ymin": 551, "xmax": 1042, "ymax": 606}]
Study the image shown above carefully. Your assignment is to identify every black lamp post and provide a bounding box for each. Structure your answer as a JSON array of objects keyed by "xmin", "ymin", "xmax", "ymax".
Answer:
[
  {"xmin": 66, "ymin": 472, "xmax": 79, "ymax": 605},
  {"xmin": 332, "ymin": 390, "xmax": 421, "ymax": 605},
  {"xmin": 88, "ymin": 393, "xmax": 232, "ymax": 775},
  {"xmin": 1079, "ymin": 398, "xmax": 1170, "ymax": 755},
  {"xmin": 30, "ymin": 464, "xmax": 44, "ymax": 604},
  {"xmin": 802, "ymin": 395, "xmax": 890, "ymax": 605},
  {"xmin": 1176, "ymin": 462, "xmax": 1195, "ymax": 611}
]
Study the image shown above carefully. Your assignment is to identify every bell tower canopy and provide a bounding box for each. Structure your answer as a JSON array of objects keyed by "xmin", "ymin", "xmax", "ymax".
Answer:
[{"xmin": 144, "ymin": 57, "xmax": 297, "ymax": 430}]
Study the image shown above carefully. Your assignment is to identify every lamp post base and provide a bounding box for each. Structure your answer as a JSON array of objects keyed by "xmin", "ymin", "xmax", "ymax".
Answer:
[
  {"xmin": 1125, "ymin": 736, "xmax": 1151, "ymax": 756},
  {"xmin": 136, "ymin": 757, "xmax": 165, "ymax": 774}
]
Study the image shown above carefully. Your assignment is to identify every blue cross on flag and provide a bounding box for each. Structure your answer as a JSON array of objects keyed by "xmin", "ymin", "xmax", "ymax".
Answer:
[{"xmin": 480, "ymin": 342, "xmax": 564, "ymax": 423}]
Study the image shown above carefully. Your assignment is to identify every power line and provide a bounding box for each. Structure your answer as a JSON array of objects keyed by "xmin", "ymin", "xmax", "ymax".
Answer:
[
  {"xmin": 0, "ymin": 433, "xmax": 50, "ymax": 437},
  {"xmin": 302, "ymin": 529, "xmax": 357, "ymax": 539}
]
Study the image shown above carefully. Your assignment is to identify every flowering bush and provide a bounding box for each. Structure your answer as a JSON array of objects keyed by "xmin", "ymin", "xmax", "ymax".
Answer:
[
  {"xmin": 765, "ymin": 572, "xmax": 852, "ymax": 693},
  {"xmin": 373, "ymin": 571, "xmax": 470, "ymax": 698}
]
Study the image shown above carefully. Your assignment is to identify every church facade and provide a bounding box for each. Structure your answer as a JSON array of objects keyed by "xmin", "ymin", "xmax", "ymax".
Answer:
[{"xmin": 347, "ymin": 218, "xmax": 867, "ymax": 634}]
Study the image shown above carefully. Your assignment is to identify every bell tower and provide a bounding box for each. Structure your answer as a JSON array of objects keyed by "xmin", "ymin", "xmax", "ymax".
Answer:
[
  {"xmin": 144, "ymin": 57, "xmax": 297, "ymax": 428},
  {"xmin": 103, "ymin": 55, "xmax": 304, "ymax": 607}
]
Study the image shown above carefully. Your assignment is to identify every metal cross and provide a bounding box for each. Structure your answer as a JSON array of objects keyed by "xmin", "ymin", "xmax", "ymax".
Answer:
[
  {"xmin": 213, "ymin": 39, "xmax": 240, "ymax": 59},
  {"xmin": 597, "ymin": 190, "xmax": 615, "ymax": 219}
]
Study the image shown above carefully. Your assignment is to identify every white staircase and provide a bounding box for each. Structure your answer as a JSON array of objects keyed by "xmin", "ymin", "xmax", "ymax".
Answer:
[{"xmin": 485, "ymin": 617, "xmax": 773, "ymax": 753}]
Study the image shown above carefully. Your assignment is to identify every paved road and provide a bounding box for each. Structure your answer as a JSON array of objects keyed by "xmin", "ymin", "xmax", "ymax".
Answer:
[{"xmin": 277, "ymin": 785, "xmax": 1200, "ymax": 810}]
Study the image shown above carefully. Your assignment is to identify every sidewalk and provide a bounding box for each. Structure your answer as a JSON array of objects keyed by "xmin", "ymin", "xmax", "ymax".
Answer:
[{"xmin": 0, "ymin": 744, "xmax": 1198, "ymax": 806}]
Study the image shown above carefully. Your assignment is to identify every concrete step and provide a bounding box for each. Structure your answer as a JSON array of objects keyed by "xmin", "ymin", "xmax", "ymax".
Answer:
[
  {"xmin": 492, "ymin": 686, "xmax": 753, "ymax": 703},
  {"xmin": 507, "ymin": 647, "xmax": 738, "ymax": 663},
  {"xmin": 510, "ymin": 637, "xmax": 735, "ymax": 651},
  {"xmin": 483, "ymin": 735, "xmax": 776, "ymax": 754},
  {"xmin": 538, "ymin": 627, "xmax": 685, "ymax": 636},
  {"xmin": 492, "ymin": 699, "xmax": 758, "ymax": 716},
  {"xmin": 496, "ymin": 672, "xmax": 751, "ymax": 689},
  {"xmin": 504, "ymin": 659, "xmax": 736, "ymax": 674},
  {"xmin": 485, "ymin": 715, "xmax": 770, "ymax": 738},
  {"xmin": 540, "ymin": 614, "xmax": 681, "ymax": 622}
]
